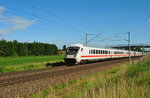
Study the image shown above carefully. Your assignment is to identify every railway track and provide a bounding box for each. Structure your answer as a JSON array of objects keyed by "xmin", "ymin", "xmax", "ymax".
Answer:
[
  {"xmin": 0, "ymin": 65, "xmax": 67, "ymax": 79},
  {"xmin": 0, "ymin": 57, "xmax": 140, "ymax": 88}
]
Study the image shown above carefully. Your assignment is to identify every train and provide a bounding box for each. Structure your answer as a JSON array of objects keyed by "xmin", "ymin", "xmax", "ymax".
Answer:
[{"xmin": 64, "ymin": 44, "xmax": 143, "ymax": 64}]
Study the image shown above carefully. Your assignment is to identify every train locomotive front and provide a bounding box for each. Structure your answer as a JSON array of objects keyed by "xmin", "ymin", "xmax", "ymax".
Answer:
[{"xmin": 64, "ymin": 44, "xmax": 83, "ymax": 64}]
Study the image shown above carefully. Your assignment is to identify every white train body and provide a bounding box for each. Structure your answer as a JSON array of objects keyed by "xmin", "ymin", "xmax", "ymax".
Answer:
[{"xmin": 64, "ymin": 44, "xmax": 143, "ymax": 64}]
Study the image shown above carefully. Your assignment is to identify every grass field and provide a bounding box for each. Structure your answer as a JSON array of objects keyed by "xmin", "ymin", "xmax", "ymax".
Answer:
[
  {"xmin": 30, "ymin": 55, "xmax": 150, "ymax": 98},
  {"xmin": 0, "ymin": 55, "xmax": 64, "ymax": 73}
]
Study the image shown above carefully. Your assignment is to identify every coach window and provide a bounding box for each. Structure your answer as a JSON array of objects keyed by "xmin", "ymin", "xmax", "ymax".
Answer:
[
  {"xmin": 94, "ymin": 50, "xmax": 95, "ymax": 54},
  {"xmin": 81, "ymin": 48, "xmax": 83, "ymax": 51},
  {"xmin": 89, "ymin": 50, "xmax": 90, "ymax": 54}
]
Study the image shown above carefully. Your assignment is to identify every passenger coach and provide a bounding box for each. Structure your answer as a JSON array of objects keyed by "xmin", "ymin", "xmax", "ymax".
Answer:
[{"xmin": 64, "ymin": 44, "xmax": 142, "ymax": 64}]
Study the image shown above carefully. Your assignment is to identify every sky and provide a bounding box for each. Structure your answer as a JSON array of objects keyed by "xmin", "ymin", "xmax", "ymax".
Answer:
[{"xmin": 0, "ymin": 0, "xmax": 150, "ymax": 49}]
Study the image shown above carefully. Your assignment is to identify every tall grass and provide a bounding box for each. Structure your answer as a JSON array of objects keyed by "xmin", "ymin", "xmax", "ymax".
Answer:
[{"xmin": 29, "ymin": 55, "xmax": 150, "ymax": 98}]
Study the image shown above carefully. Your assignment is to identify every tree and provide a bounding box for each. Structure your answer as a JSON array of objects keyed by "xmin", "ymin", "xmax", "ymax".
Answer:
[
  {"xmin": 62, "ymin": 45, "xmax": 66, "ymax": 51},
  {"xmin": 12, "ymin": 40, "xmax": 18, "ymax": 57},
  {"xmin": 0, "ymin": 40, "xmax": 7, "ymax": 57}
]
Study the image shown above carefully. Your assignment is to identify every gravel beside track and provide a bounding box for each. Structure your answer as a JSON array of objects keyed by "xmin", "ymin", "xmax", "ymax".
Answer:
[{"xmin": 0, "ymin": 57, "xmax": 140, "ymax": 98}]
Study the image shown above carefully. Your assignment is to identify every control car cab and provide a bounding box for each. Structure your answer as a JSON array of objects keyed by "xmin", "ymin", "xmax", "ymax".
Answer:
[{"xmin": 64, "ymin": 44, "xmax": 83, "ymax": 64}]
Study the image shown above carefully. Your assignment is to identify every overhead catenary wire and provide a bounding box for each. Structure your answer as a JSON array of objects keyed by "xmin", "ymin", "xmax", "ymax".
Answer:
[
  {"xmin": 0, "ymin": 4, "xmax": 83, "ymax": 38},
  {"xmin": 15, "ymin": 0, "xmax": 100, "ymax": 33},
  {"xmin": 11, "ymin": 0, "xmax": 99, "ymax": 32},
  {"xmin": 0, "ymin": 4, "xmax": 71, "ymax": 29},
  {"xmin": 0, "ymin": 1, "xmax": 86, "ymax": 34},
  {"xmin": 0, "ymin": 17, "xmax": 83, "ymax": 38}
]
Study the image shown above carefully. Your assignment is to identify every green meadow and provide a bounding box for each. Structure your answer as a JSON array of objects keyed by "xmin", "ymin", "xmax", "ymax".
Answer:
[
  {"xmin": 0, "ymin": 55, "xmax": 64, "ymax": 73},
  {"xmin": 30, "ymin": 55, "xmax": 150, "ymax": 98}
]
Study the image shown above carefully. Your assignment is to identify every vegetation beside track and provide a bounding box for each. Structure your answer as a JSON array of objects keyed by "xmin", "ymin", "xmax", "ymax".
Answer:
[
  {"xmin": 0, "ymin": 55, "xmax": 64, "ymax": 73},
  {"xmin": 30, "ymin": 55, "xmax": 150, "ymax": 98}
]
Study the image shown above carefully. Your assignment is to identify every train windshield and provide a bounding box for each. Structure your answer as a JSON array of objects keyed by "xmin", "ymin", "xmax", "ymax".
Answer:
[{"xmin": 66, "ymin": 47, "xmax": 80, "ymax": 55}]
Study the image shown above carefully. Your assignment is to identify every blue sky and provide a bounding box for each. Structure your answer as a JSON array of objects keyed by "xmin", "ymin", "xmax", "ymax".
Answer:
[{"xmin": 0, "ymin": 0, "xmax": 150, "ymax": 49}]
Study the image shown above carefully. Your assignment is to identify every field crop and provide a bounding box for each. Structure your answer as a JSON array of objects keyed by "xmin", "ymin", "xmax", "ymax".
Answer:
[
  {"xmin": 0, "ymin": 55, "xmax": 64, "ymax": 73},
  {"xmin": 30, "ymin": 55, "xmax": 150, "ymax": 98}
]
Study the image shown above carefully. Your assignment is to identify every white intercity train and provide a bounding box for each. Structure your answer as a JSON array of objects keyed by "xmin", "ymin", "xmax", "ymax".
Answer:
[{"xmin": 64, "ymin": 44, "xmax": 143, "ymax": 64}]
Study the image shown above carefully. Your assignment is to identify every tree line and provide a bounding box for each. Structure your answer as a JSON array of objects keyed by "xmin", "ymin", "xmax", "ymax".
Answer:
[{"xmin": 0, "ymin": 40, "xmax": 58, "ymax": 57}]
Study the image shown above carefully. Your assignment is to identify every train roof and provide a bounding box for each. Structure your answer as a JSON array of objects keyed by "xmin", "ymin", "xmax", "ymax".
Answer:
[{"xmin": 69, "ymin": 43, "xmax": 142, "ymax": 53}]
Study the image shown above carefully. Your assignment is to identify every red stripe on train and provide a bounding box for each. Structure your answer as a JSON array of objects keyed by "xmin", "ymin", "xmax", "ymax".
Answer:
[{"xmin": 81, "ymin": 55, "xmax": 128, "ymax": 58}]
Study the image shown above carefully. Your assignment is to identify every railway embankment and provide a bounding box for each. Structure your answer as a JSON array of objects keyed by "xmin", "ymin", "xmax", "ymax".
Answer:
[{"xmin": 29, "ymin": 56, "xmax": 150, "ymax": 98}]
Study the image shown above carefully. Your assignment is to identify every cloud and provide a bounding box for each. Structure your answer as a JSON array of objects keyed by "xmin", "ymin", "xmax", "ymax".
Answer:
[
  {"xmin": 0, "ymin": 6, "xmax": 35, "ymax": 35},
  {"xmin": 0, "ymin": 6, "xmax": 5, "ymax": 18},
  {"xmin": 0, "ymin": 6, "xmax": 5, "ymax": 13},
  {"xmin": 148, "ymin": 19, "xmax": 150, "ymax": 23}
]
